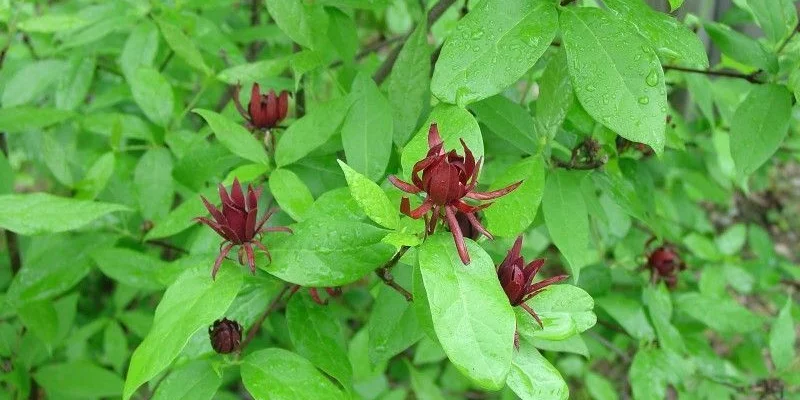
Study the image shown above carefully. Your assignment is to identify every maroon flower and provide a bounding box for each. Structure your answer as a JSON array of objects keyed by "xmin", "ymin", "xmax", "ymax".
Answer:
[
  {"xmin": 233, "ymin": 83, "xmax": 289, "ymax": 130},
  {"xmin": 209, "ymin": 318, "xmax": 242, "ymax": 354},
  {"xmin": 389, "ymin": 123, "xmax": 521, "ymax": 264},
  {"xmin": 195, "ymin": 178, "xmax": 292, "ymax": 279},
  {"xmin": 645, "ymin": 241, "xmax": 685, "ymax": 290},
  {"xmin": 497, "ymin": 236, "xmax": 568, "ymax": 327}
]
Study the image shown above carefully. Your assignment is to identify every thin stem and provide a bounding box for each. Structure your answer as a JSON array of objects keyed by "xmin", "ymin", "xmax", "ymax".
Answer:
[
  {"xmin": 158, "ymin": 50, "xmax": 174, "ymax": 72},
  {"xmin": 662, "ymin": 65, "xmax": 762, "ymax": 83},
  {"xmin": 330, "ymin": 35, "xmax": 404, "ymax": 68},
  {"xmin": 776, "ymin": 22, "xmax": 800, "ymax": 54},
  {"xmin": 560, "ymin": 0, "xmax": 577, "ymax": 5},
  {"xmin": 0, "ymin": 133, "xmax": 20, "ymax": 275},
  {"xmin": 375, "ymin": 246, "xmax": 413, "ymax": 301},
  {"xmin": 239, "ymin": 284, "xmax": 297, "ymax": 351},
  {"xmin": 145, "ymin": 240, "xmax": 189, "ymax": 255},
  {"xmin": 587, "ymin": 331, "xmax": 631, "ymax": 362}
]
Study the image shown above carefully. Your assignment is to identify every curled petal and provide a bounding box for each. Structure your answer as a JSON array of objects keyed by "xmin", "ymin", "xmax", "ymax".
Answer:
[
  {"xmin": 408, "ymin": 198, "xmax": 433, "ymax": 219},
  {"xmin": 460, "ymin": 139, "xmax": 475, "ymax": 175},
  {"xmin": 445, "ymin": 206, "xmax": 470, "ymax": 264},
  {"xmin": 527, "ymin": 275, "xmax": 569, "ymax": 296},
  {"xmin": 500, "ymin": 236, "xmax": 524, "ymax": 269},
  {"xmin": 212, "ymin": 243, "xmax": 236, "ymax": 280},
  {"xmin": 254, "ymin": 241, "xmax": 272, "ymax": 263},
  {"xmin": 266, "ymin": 90, "xmax": 278, "ymax": 127},
  {"xmin": 244, "ymin": 208, "xmax": 258, "ymax": 241},
  {"xmin": 244, "ymin": 243, "xmax": 256, "ymax": 274},
  {"xmin": 277, "ymin": 91, "xmax": 289, "ymax": 121},
  {"xmin": 309, "ymin": 288, "xmax": 325, "ymax": 305},
  {"xmin": 201, "ymin": 196, "xmax": 225, "ymax": 225},
  {"xmin": 230, "ymin": 178, "xmax": 246, "ymax": 208},
  {"xmin": 523, "ymin": 258, "xmax": 546, "ymax": 281},
  {"xmin": 232, "ymin": 83, "xmax": 249, "ymax": 122},
  {"xmin": 466, "ymin": 180, "xmax": 522, "ymax": 201},
  {"xmin": 255, "ymin": 207, "xmax": 279, "ymax": 233},
  {"xmin": 195, "ymin": 217, "xmax": 230, "ymax": 240},
  {"xmin": 246, "ymin": 185, "xmax": 259, "ymax": 211},
  {"xmin": 428, "ymin": 123, "xmax": 443, "ymax": 150},
  {"xmin": 248, "ymin": 83, "xmax": 261, "ymax": 120},
  {"xmin": 262, "ymin": 226, "xmax": 293, "ymax": 234},
  {"xmin": 428, "ymin": 205, "xmax": 441, "ymax": 235},
  {"xmin": 218, "ymin": 183, "xmax": 233, "ymax": 207},
  {"xmin": 465, "ymin": 212, "xmax": 493, "ymax": 240},
  {"xmin": 388, "ymin": 175, "xmax": 421, "ymax": 194},
  {"xmin": 520, "ymin": 303, "xmax": 543, "ymax": 327}
]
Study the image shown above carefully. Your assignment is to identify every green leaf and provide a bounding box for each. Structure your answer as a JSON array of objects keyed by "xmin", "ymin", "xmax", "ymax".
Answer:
[
  {"xmin": 603, "ymin": 0, "xmax": 708, "ymax": 68},
  {"xmin": 675, "ymin": 292, "xmax": 761, "ymax": 334},
  {"xmin": 683, "ymin": 233, "xmax": 722, "ymax": 261},
  {"xmin": 597, "ymin": 294, "xmax": 655, "ymax": 340},
  {"xmin": 269, "ymin": 168, "xmax": 315, "ymax": 222},
  {"xmin": 536, "ymin": 49, "xmax": 573, "ymax": 140},
  {"xmin": 408, "ymin": 362, "xmax": 446, "ymax": 400},
  {"xmin": 0, "ymin": 193, "xmax": 130, "ymax": 235},
  {"xmin": 193, "ymin": 109, "xmax": 270, "ymax": 165},
  {"xmin": 417, "ymin": 234, "xmax": 515, "ymax": 390},
  {"xmin": 129, "ymin": 67, "xmax": 174, "ymax": 127},
  {"xmin": 668, "ymin": 0, "xmax": 684, "ymax": 11},
  {"xmin": 144, "ymin": 190, "xmax": 210, "ymax": 241},
  {"xmin": 341, "ymin": 73, "xmax": 393, "ymax": 181},
  {"xmin": 401, "ymin": 104, "xmax": 483, "ymax": 178},
  {"xmin": 265, "ymin": 219, "xmax": 394, "ymax": 286},
  {"xmin": 243, "ymin": 352, "xmax": 345, "ymax": 400},
  {"xmin": 287, "ymin": 293, "xmax": 353, "ymax": 389},
  {"xmin": 327, "ymin": 8, "xmax": 359, "ymax": 62},
  {"xmin": 629, "ymin": 348, "xmax": 666, "ymax": 400},
  {"xmin": 18, "ymin": 14, "xmax": 88, "ymax": 33},
  {"xmin": 120, "ymin": 21, "xmax": 160, "ymax": 79},
  {"xmin": 530, "ymin": 332, "xmax": 589, "ymax": 357},
  {"xmin": 217, "ymin": 59, "xmax": 290, "ymax": 84},
  {"xmin": 42, "ymin": 133, "xmax": 73, "ymax": 186},
  {"xmin": 715, "ymin": 224, "xmax": 747, "ymax": 256},
  {"xmin": 388, "ymin": 22, "xmax": 432, "ymax": 146},
  {"xmin": 516, "ymin": 285, "xmax": 596, "ymax": 342},
  {"xmin": 0, "ymin": 107, "xmax": 74, "ymax": 133},
  {"xmin": 561, "ymin": 7, "xmax": 667, "ymax": 154},
  {"xmin": 470, "ymin": 95, "xmax": 539, "ymax": 154},
  {"xmin": 769, "ymin": 298, "xmax": 796, "ymax": 371},
  {"xmin": 0, "ymin": 152, "xmax": 12, "ymax": 195},
  {"xmin": 368, "ymin": 265, "xmax": 422, "ymax": 365},
  {"xmin": 2, "ymin": 59, "xmax": 66, "ymax": 108},
  {"xmin": 431, "ymin": 0, "xmax": 557, "ymax": 105},
  {"xmin": 91, "ymin": 248, "xmax": 168, "ymax": 290},
  {"xmin": 507, "ymin": 336, "xmax": 569, "ymax": 400},
  {"xmin": 103, "ymin": 321, "xmax": 128, "ymax": 373},
  {"xmin": 18, "ymin": 301, "xmax": 59, "ymax": 347},
  {"xmin": 36, "ymin": 361, "xmax": 123, "ymax": 398},
  {"xmin": 56, "ymin": 56, "xmax": 96, "ymax": 111},
  {"xmin": 156, "ymin": 18, "xmax": 211, "ymax": 74},
  {"xmin": 266, "ymin": 0, "xmax": 326, "ymax": 49},
  {"xmin": 483, "ymin": 156, "xmax": 545, "ymax": 238},
  {"xmin": 746, "ymin": 0, "xmax": 798, "ymax": 46},
  {"xmin": 703, "ymin": 21, "xmax": 778, "ymax": 73},
  {"xmin": 6, "ymin": 234, "xmax": 111, "ymax": 306},
  {"xmin": 585, "ymin": 372, "xmax": 618, "ymax": 400},
  {"xmin": 338, "ymin": 160, "xmax": 398, "ymax": 229},
  {"xmin": 542, "ymin": 170, "xmax": 589, "ymax": 279},
  {"xmin": 151, "ymin": 360, "xmax": 221, "ymax": 400},
  {"xmin": 276, "ymin": 97, "xmax": 352, "ymax": 167},
  {"xmin": 642, "ymin": 285, "xmax": 685, "ymax": 354},
  {"xmin": 123, "ymin": 265, "xmax": 242, "ymax": 400},
  {"xmin": 729, "ymin": 84, "xmax": 792, "ymax": 177},
  {"xmin": 134, "ymin": 148, "xmax": 174, "ymax": 220}
]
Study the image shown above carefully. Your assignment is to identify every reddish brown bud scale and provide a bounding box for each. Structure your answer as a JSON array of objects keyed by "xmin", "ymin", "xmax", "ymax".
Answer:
[
  {"xmin": 209, "ymin": 318, "xmax": 242, "ymax": 354},
  {"xmin": 389, "ymin": 123, "xmax": 522, "ymax": 264}
]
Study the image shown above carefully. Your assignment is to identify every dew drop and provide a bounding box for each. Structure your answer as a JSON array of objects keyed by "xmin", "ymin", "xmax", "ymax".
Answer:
[
  {"xmin": 646, "ymin": 70, "xmax": 659, "ymax": 87},
  {"xmin": 586, "ymin": 85, "xmax": 596, "ymax": 92},
  {"xmin": 638, "ymin": 96, "xmax": 649, "ymax": 105}
]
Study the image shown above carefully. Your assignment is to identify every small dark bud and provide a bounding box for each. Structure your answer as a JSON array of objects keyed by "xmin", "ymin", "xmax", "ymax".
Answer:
[
  {"xmin": 209, "ymin": 318, "xmax": 242, "ymax": 354},
  {"xmin": 646, "ymin": 244, "xmax": 685, "ymax": 290}
]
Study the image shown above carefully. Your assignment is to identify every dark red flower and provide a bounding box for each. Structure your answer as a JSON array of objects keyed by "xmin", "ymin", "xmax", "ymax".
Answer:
[
  {"xmin": 389, "ymin": 123, "xmax": 521, "ymax": 264},
  {"xmin": 195, "ymin": 178, "xmax": 292, "ymax": 279},
  {"xmin": 645, "ymin": 242, "xmax": 685, "ymax": 290},
  {"xmin": 209, "ymin": 318, "xmax": 242, "ymax": 354},
  {"xmin": 233, "ymin": 83, "xmax": 289, "ymax": 130},
  {"xmin": 497, "ymin": 236, "xmax": 568, "ymax": 327}
]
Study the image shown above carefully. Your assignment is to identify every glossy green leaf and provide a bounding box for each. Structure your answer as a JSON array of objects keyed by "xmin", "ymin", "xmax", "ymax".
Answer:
[
  {"xmin": 276, "ymin": 97, "xmax": 352, "ymax": 167},
  {"xmin": 642, "ymin": 285, "xmax": 685, "ymax": 354},
  {"xmin": 675, "ymin": 292, "xmax": 761, "ymax": 334},
  {"xmin": 103, "ymin": 321, "xmax": 128, "ymax": 373},
  {"xmin": 401, "ymin": 104, "xmax": 483, "ymax": 178},
  {"xmin": 746, "ymin": 0, "xmax": 798, "ymax": 46},
  {"xmin": 470, "ymin": 95, "xmax": 539, "ymax": 154},
  {"xmin": 56, "ymin": 56, "xmax": 96, "ymax": 111},
  {"xmin": 156, "ymin": 18, "xmax": 211, "ymax": 74},
  {"xmin": 144, "ymin": 190, "xmax": 210, "ymax": 241},
  {"xmin": 542, "ymin": 170, "xmax": 589, "ymax": 279},
  {"xmin": 2, "ymin": 59, "xmax": 66, "ymax": 108},
  {"xmin": 703, "ymin": 21, "xmax": 778, "ymax": 73},
  {"xmin": 536, "ymin": 49, "xmax": 573, "ymax": 140},
  {"xmin": 0, "ymin": 193, "xmax": 130, "ymax": 235},
  {"xmin": 129, "ymin": 67, "xmax": 174, "ymax": 127},
  {"xmin": 266, "ymin": 0, "xmax": 326, "ymax": 49},
  {"xmin": 368, "ymin": 265, "xmax": 422, "ymax": 365},
  {"xmin": 151, "ymin": 360, "xmax": 221, "ymax": 400},
  {"xmin": 242, "ymin": 348, "xmax": 346, "ymax": 400},
  {"xmin": 388, "ymin": 23, "xmax": 431, "ymax": 145},
  {"xmin": 561, "ymin": 7, "xmax": 667, "ymax": 154},
  {"xmin": 338, "ymin": 160, "xmax": 398, "ymax": 229},
  {"xmin": 597, "ymin": 295, "xmax": 655, "ymax": 340},
  {"xmin": 629, "ymin": 348, "xmax": 666, "ymax": 400},
  {"xmin": 18, "ymin": 14, "xmax": 88, "ymax": 33},
  {"xmin": 507, "ymin": 336, "xmax": 569, "ymax": 400},
  {"xmin": 42, "ymin": 133, "xmax": 73, "ymax": 186},
  {"xmin": 604, "ymin": 0, "xmax": 708, "ymax": 68},
  {"xmin": 483, "ymin": 156, "xmax": 545, "ymax": 238},
  {"xmin": 715, "ymin": 224, "xmax": 747, "ymax": 256},
  {"xmin": 36, "ymin": 361, "xmax": 123, "ymax": 398},
  {"xmin": 516, "ymin": 285, "xmax": 596, "ymax": 341},
  {"xmin": 120, "ymin": 21, "xmax": 160, "ymax": 79},
  {"xmin": 287, "ymin": 293, "xmax": 353, "ymax": 388},
  {"xmin": 265, "ymin": 219, "xmax": 394, "ymax": 286},
  {"xmin": 417, "ymin": 234, "xmax": 515, "ymax": 390},
  {"xmin": 269, "ymin": 168, "xmax": 314, "ymax": 222},
  {"xmin": 585, "ymin": 372, "xmax": 618, "ymax": 400},
  {"xmin": 431, "ymin": 0, "xmax": 557, "ymax": 105},
  {"xmin": 408, "ymin": 362, "xmax": 446, "ymax": 400},
  {"xmin": 134, "ymin": 148, "xmax": 174, "ymax": 220},
  {"xmin": 341, "ymin": 73, "xmax": 393, "ymax": 181},
  {"xmin": 729, "ymin": 84, "xmax": 792, "ymax": 176},
  {"xmin": 668, "ymin": 0, "xmax": 684, "ymax": 11},
  {"xmin": 769, "ymin": 298, "xmax": 795, "ymax": 371},
  {"xmin": 193, "ymin": 109, "xmax": 270, "ymax": 165},
  {"xmin": 217, "ymin": 59, "xmax": 290, "ymax": 84},
  {"xmin": 123, "ymin": 265, "xmax": 242, "ymax": 400},
  {"xmin": 91, "ymin": 248, "xmax": 168, "ymax": 290},
  {"xmin": 327, "ymin": 9, "xmax": 359, "ymax": 62},
  {"xmin": 0, "ymin": 107, "xmax": 74, "ymax": 133},
  {"xmin": 18, "ymin": 301, "xmax": 59, "ymax": 347}
]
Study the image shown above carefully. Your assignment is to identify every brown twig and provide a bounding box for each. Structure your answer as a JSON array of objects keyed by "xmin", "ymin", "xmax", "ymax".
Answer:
[
  {"xmin": 239, "ymin": 284, "xmax": 297, "ymax": 351},
  {"xmin": 330, "ymin": 35, "xmax": 404, "ymax": 68},
  {"xmin": 662, "ymin": 65, "xmax": 762, "ymax": 83},
  {"xmin": 375, "ymin": 246, "xmax": 413, "ymax": 301}
]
